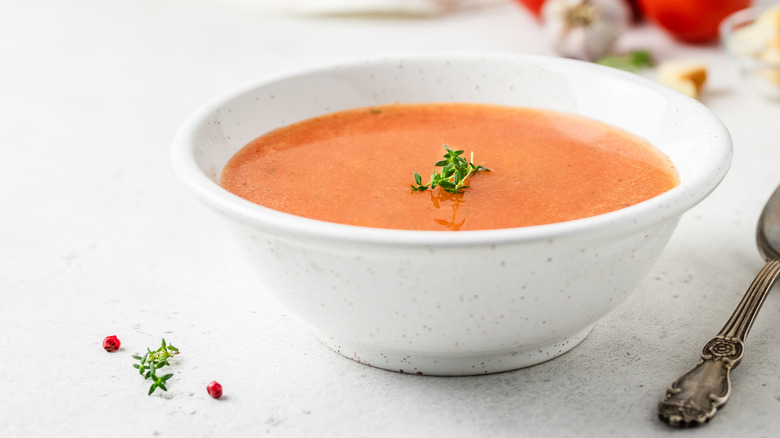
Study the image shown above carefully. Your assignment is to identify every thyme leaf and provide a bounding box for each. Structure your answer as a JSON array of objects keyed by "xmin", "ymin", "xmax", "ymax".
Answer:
[
  {"xmin": 411, "ymin": 145, "xmax": 490, "ymax": 194},
  {"xmin": 596, "ymin": 49, "xmax": 653, "ymax": 72},
  {"xmin": 132, "ymin": 338, "xmax": 180, "ymax": 395}
]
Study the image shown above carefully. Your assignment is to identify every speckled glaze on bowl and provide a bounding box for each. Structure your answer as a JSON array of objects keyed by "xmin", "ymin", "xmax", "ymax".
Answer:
[{"xmin": 171, "ymin": 53, "xmax": 732, "ymax": 375}]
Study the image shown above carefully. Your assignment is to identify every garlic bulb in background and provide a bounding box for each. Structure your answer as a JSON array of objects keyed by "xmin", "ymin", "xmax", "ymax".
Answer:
[{"xmin": 542, "ymin": 0, "xmax": 630, "ymax": 61}]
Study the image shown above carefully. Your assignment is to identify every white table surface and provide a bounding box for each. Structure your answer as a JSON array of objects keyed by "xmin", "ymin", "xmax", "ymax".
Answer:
[{"xmin": 3, "ymin": 0, "xmax": 780, "ymax": 436}]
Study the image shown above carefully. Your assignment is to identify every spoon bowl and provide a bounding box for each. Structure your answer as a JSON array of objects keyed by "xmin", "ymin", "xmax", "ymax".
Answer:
[{"xmin": 757, "ymin": 186, "xmax": 780, "ymax": 261}]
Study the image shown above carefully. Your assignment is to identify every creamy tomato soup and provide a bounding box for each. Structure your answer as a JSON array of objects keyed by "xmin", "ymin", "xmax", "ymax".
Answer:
[{"xmin": 220, "ymin": 103, "xmax": 679, "ymax": 231}]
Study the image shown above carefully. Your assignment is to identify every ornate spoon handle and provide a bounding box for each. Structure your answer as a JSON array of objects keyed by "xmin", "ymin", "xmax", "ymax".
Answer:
[{"xmin": 658, "ymin": 259, "xmax": 780, "ymax": 427}]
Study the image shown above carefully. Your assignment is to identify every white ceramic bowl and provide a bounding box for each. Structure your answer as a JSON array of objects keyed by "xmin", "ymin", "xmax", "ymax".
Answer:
[{"xmin": 171, "ymin": 53, "xmax": 732, "ymax": 375}]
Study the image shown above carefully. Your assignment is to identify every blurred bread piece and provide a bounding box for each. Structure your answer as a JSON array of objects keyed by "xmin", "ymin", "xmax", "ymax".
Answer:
[{"xmin": 657, "ymin": 61, "xmax": 708, "ymax": 99}]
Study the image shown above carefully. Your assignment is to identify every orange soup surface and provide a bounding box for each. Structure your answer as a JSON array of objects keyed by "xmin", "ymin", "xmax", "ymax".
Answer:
[{"xmin": 221, "ymin": 103, "xmax": 679, "ymax": 231}]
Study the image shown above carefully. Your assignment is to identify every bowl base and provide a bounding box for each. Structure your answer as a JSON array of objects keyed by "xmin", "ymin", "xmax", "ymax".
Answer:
[{"xmin": 312, "ymin": 325, "xmax": 594, "ymax": 376}]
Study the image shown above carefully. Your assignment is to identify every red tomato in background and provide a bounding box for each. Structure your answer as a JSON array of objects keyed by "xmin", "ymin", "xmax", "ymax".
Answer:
[
  {"xmin": 514, "ymin": 0, "xmax": 545, "ymax": 16},
  {"xmin": 638, "ymin": 0, "xmax": 752, "ymax": 43}
]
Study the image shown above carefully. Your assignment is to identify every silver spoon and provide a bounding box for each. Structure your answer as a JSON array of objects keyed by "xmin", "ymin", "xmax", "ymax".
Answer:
[{"xmin": 658, "ymin": 185, "xmax": 780, "ymax": 427}]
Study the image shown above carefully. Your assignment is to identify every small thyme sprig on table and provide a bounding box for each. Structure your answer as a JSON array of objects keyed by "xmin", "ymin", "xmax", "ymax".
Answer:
[
  {"xmin": 411, "ymin": 145, "xmax": 490, "ymax": 194},
  {"xmin": 132, "ymin": 338, "xmax": 180, "ymax": 395}
]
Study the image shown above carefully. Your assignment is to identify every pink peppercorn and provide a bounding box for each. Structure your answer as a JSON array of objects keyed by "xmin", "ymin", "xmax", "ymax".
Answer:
[
  {"xmin": 103, "ymin": 335, "xmax": 121, "ymax": 352},
  {"xmin": 207, "ymin": 381, "xmax": 222, "ymax": 398}
]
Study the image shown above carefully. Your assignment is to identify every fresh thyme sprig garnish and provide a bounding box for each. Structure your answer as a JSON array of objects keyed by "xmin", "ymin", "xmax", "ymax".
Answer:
[
  {"xmin": 132, "ymin": 338, "xmax": 179, "ymax": 395},
  {"xmin": 411, "ymin": 145, "xmax": 490, "ymax": 194}
]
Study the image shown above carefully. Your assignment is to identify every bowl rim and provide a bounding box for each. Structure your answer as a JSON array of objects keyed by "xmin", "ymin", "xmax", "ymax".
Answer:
[
  {"xmin": 719, "ymin": 6, "xmax": 759, "ymax": 34},
  {"xmin": 720, "ymin": 6, "xmax": 780, "ymax": 66},
  {"xmin": 171, "ymin": 52, "xmax": 732, "ymax": 247},
  {"xmin": 719, "ymin": 6, "xmax": 771, "ymax": 38}
]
